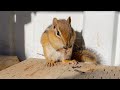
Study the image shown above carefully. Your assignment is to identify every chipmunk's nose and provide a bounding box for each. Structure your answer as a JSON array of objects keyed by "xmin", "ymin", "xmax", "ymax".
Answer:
[
  {"xmin": 63, "ymin": 43, "xmax": 69, "ymax": 49},
  {"xmin": 63, "ymin": 44, "xmax": 72, "ymax": 49}
]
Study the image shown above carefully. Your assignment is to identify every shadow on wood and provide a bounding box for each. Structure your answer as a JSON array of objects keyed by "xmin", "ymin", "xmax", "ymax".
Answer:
[{"xmin": 0, "ymin": 56, "xmax": 20, "ymax": 71}]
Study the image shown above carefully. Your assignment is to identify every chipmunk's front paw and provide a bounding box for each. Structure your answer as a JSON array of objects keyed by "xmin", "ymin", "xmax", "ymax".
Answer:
[
  {"xmin": 46, "ymin": 60, "xmax": 57, "ymax": 67},
  {"xmin": 70, "ymin": 60, "xmax": 78, "ymax": 65},
  {"xmin": 62, "ymin": 59, "xmax": 78, "ymax": 65}
]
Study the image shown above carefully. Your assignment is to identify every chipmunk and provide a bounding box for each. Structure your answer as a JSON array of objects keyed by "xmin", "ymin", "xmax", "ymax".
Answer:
[{"xmin": 41, "ymin": 17, "xmax": 101, "ymax": 67}]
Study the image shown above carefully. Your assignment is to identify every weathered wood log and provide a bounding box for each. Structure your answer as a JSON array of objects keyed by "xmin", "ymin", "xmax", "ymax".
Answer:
[
  {"xmin": 0, "ymin": 58, "xmax": 120, "ymax": 79},
  {"xmin": 0, "ymin": 56, "xmax": 20, "ymax": 71}
]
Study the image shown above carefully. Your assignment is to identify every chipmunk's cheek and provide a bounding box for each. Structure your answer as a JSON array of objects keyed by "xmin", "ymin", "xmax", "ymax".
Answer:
[
  {"xmin": 56, "ymin": 41, "xmax": 64, "ymax": 50},
  {"xmin": 59, "ymin": 40, "xmax": 64, "ymax": 47}
]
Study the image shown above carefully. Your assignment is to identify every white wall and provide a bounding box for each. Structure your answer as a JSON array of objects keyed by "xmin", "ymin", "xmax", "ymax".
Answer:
[
  {"xmin": 83, "ymin": 11, "xmax": 118, "ymax": 65},
  {"xmin": 24, "ymin": 12, "xmax": 83, "ymax": 59}
]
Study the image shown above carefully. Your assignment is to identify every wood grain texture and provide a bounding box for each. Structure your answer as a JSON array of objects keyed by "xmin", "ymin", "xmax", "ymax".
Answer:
[{"xmin": 0, "ymin": 58, "xmax": 120, "ymax": 79}]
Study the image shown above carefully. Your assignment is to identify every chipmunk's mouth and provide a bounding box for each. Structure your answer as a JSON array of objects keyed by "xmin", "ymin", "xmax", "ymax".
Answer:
[{"xmin": 56, "ymin": 48, "xmax": 65, "ymax": 51}]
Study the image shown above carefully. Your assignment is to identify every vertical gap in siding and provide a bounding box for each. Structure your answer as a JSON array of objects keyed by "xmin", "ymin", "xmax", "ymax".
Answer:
[
  {"xmin": 114, "ymin": 12, "xmax": 120, "ymax": 66},
  {"xmin": 111, "ymin": 11, "xmax": 119, "ymax": 66}
]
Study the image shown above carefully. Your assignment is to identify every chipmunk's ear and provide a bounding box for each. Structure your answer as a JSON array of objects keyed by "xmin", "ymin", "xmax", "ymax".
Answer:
[
  {"xmin": 53, "ymin": 18, "xmax": 58, "ymax": 27},
  {"xmin": 67, "ymin": 16, "xmax": 71, "ymax": 24}
]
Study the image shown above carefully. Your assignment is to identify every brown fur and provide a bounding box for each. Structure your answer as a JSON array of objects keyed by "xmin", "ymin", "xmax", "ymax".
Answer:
[{"xmin": 41, "ymin": 17, "xmax": 100, "ymax": 66}]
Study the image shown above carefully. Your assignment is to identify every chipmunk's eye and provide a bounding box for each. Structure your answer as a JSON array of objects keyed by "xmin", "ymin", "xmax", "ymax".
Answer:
[{"xmin": 57, "ymin": 30, "xmax": 60, "ymax": 36}]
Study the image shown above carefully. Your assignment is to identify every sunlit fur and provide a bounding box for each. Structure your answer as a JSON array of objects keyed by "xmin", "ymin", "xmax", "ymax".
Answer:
[{"xmin": 41, "ymin": 17, "xmax": 76, "ymax": 62}]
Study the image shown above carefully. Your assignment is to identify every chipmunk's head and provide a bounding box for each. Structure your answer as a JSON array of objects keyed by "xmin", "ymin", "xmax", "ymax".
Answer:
[{"xmin": 49, "ymin": 17, "xmax": 76, "ymax": 50}]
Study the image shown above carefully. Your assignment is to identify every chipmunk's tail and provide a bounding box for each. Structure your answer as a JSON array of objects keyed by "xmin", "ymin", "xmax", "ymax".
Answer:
[{"xmin": 72, "ymin": 48, "xmax": 101, "ymax": 64}]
